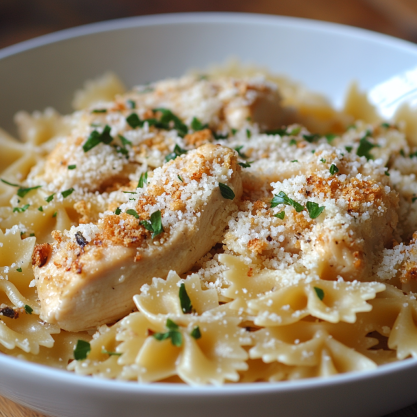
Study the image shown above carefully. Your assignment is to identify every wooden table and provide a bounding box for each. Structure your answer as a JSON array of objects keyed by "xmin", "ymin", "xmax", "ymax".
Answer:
[{"xmin": 1, "ymin": 0, "xmax": 417, "ymax": 416}]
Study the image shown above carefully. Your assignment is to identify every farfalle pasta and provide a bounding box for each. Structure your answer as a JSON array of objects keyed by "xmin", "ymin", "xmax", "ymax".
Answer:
[{"xmin": 2, "ymin": 63, "xmax": 417, "ymax": 385}]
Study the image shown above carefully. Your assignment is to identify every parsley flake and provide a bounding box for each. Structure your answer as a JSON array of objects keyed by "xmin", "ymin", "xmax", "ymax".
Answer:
[
  {"xmin": 126, "ymin": 209, "xmax": 139, "ymax": 219},
  {"xmin": 413, "ymin": 196, "xmax": 417, "ymax": 203},
  {"xmin": 127, "ymin": 99, "xmax": 136, "ymax": 109},
  {"xmin": 0, "ymin": 178, "xmax": 19, "ymax": 187},
  {"xmin": 274, "ymin": 211, "xmax": 285, "ymax": 220},
  {"xmin": 138, "ymin": 172, "xmax": 148, "ymax": 188},
  {"xmin": 178, "ymin": 175, "xmax": 183, "ymax": 182},
  {"xmin": 356, "ymin": 134, "xmax": 377, "ymax": 161},
  {"xmin": 1, "ymin": 180, "xmax": 42, "ymax": 198},
  {"xmin": 303, "ymin": 133, "xmax": 320, "ymax": 143},
  {"xmin": 126, "ymin": 113, "xmax": 142, "ymax": 129},
  {"xmin": 118, "ymin": 134, "xmax": 132, "ymax": 147},
  {"xmin": 68, "ymin": 165, "xmax": 76, "ymax": 170},
  {"xmin": 102, "ymin": 350, "xmax": 122, "ymax": 356},
  {"xmin": 92, "ymin": 109, "xmax": 107, "ymax": 113},
  {"xmin": 385, "ymin": 171, "xmax": 390, "ymax": 176},
  {"xmin": 381, "ymin": 122, "xmax": 391, "ymax": 129},
  {"xmin": 153, "ymin": 319, "xmax": 183, "ymax": 347},
  {"xmin": 289, "ymin": 139, "xmax": 297, "ymax": 146},
  {"xmin": 271, "ymin": 191, "xmax": 304, "ymax": 212},
  {"xmin": 16, "ymin": 268, "xmax": 22, "ymax": 272},
  {"xmin": 52, "ymin": 212, "xmax": 57, "ymax": 218},
  {"xmin": 179, "ymin": 283, "xmax": 193, "ymax": 314},
  {"xmin": 234, "ymin": 146, "xmax": 247, "ymax": 159},
  {"xmin": 24, "ymin": 304, "xmax": 33, "ymax": 314},
  {"xmin": 238, "ymin": 161, "xmax": 253, "ymax": 168},
  {"xmin": 400, "ymin": 149, "xmax": 406, "ymax": 157},
  {"xmin": 74, "ymin": 340, "xmax": 91, "ymax": 360},
  {"xmin": 153, "ymin": 108, "xmax": 188, "ymax": 137},
  {"xmin": 61, "ymin": 188, "xmax": 74, "ymax": 198},
  {"xmin": 13, "ymin": 204, "xmax": 30, "ymax": 213},
  {"xmin": 246, "ymin": 129, "xmax": 251, "ymax": 138},
  {"xmin": 306, "ymin": 201, "xmax": 325, "ymax": 219},
  {"xmin": 212, "ymin": 131, "xmax": 228, "ymax": 140},
  {"xmin": 190, "ymin": 326, "xmax": 201, "ymax": 340},
  {"xmin": 231, "ymin": 128, "xmax": 238, "ymax": 135},
  {"xmin": 320, "ymin": 158, "xmax": 326, "ymax": 163},
  {"xmin": 314, "ymin": 287, "xmax": 325, "ymax": 301},
  {"xmin": 165, "ymin": 144, "xmax": 188, "ymax": 162},
  {"xmin": 38, "ymin": 206, "xmax": 43, "ymax": 212},
  {"xmin": 45, "ymin": 193, "xmax": 55, "ymax": 203},
  {"xmin": 191, "ymin": 117, "xmax": 208, "ymax": 131},
  {"xmin": 140, "ymin": 210, "xmax": 164, "ymax": 238},
  {"xmin": 291, "ymin": 160, "xmax": 298, "ymax": 163},
  {"xmin": 330, "ymin": 164, "xmax": 339, "ymax": 175},
  {"xmin": 325, "ymin": 133, "xmax": 337, "ymax": 143},
  {"xmin": 83, "ymin": 125, "xmax": 113, "ymax": 152},
  {"xmin": 114, "ymin": 207, "xmax": 121, "ymax": 215},
  {"xmin": 345, "ymin": 146, "xmax": 353, "ymax": 153},
  {"xmin": 219, "ymin": 183, "xmax": 235, "ymax": 200}
]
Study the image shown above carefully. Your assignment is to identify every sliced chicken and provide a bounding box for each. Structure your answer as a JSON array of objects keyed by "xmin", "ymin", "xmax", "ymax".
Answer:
[{"xmin": 33, "ymin": 144, "xmax": 242, "ymax": 331}]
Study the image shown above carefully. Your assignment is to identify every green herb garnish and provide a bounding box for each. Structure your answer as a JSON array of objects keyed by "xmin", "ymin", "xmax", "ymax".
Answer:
[
  {"xmin": 291, "ymin": 160, "xmax": 298, "ymax": 163},
  {"xmin": 385, "ymin": 171, "xmax": 390, "ymax": 176},
  {"xmin": 13, "ymin": 204, "xmax": 30, "ymax": 213},
  {"xmin": 381, "ymin": 122, "xmax": 390, "ymax": 129},
  {"xmin": 114, "ymin": 207, "xmax": 121, "ymax": 215},
  {"xmin": 320, "ymin": 158, "xmax": 326, "ymax": 163},
  {"xmin": 179, "ymin": 283, "xmax": 192, "ymax": 314},
  {"xmin": 140, "ymin": 210, "xmax": 164, "ymax": 238},
  {"xmin": 303, "ymin": 134, "xmax": 320, "ymax": 143},
  {"xmin": 178, "ymin": 175, "xmax": 183, "ymax": 182},
  {"xmin": 74, "ymin": 340, "xmax": 91, "ymax": 360},
  {"xmin": 45, "ymin": 193, "xmax": 55, "ymax": 203},
  {"xmin": 126, "ymin": 209, "xmax": 139, "ymax": 219},
  {"xmin": 138, "ymin": 172, "xmax": 148, "ymax": 188},
  {"xmin": 16, "ymin": 268, "xmax": 22, "ymax": 272},
  {"xmin": 118, "ymin": 134, "xmax": 132, "ymax": 147},
  {"xmin": 219, "ymin": 183, "xmax": 235, "ymax": 200},
  {"xmin": 306, "ymin": 201, "xmax": 325, "ymax": 219},
  {"xmin": 126, "ymin": 113, "xmax": 142, "ymax": 129},
  {"xmin": 238, "ymin": 161, "xmax": 253, "ymax": 168},
  {"xmin": 83, "ymin": 125, "xmax": 113, "ymax": 152},
  {"xmin": 24, "ymin": 305, "xmax": 33, "ymax": 314},
  {"xmin": 153, "ymin": 319, "xmax": 183, "ymax": 347},
  {"xmin": 271, "ymin": 191, "xmax": 304, "ymax": 213},
  {"xmin": 127, "ymin": 99, "xmax": 136, "ymax": 109},
  {"xmin": 274, "ymin": 211, "xmax": 285, "ymax": 220},
  {"xmin": 345, "ymin": 146, "xmax": 353, "ymax": 153},
  {"xmin": 37, "ymin": 206, "xmax": 43, "ymax": 212},
  {"xmin": 153, "ymin": 108, "xmax": 188, "ymax": 137},
  {"xmin": 234, "ymin": 146, "xmax": 247, "ymax": 159},
  {"xmin": 61, "ymin": 188, "xmax": 74, "ymax": 199},
  {"xmin": 289, "ymin": 139, "xmax": 297, "ymax": 146},
  {"xmin": 330, "ymin": 164, "xmax": 339, "ymax": 175},
  {"xmin": 191, "ymin": 117, "xmax": 208, "ymax": 131},
  {"xmin": 190, "ymin": 326, "xmax": 201, "ymax": 340},
  {"xmin": 1, "ymin": 180, "xmax": 42, "ymax": 198},
  {"xmin": 92, "ymin": 109, "xmax": 107, "ymax": 113},
  {"xmin": 212, "ymin": 131, "xmax": 228, "ymax": 140},
  {"xmin": 52, "ymin": 211, "xmax": 57, "ymax": 218},
  {"xmin": 68, "ymin": 165, "xmax": 76, "ymax": 170},
  {"xmin": 356, "ymin": 133, "xmax": 377, "ymax": 161},
  {"xmin": 165, "ymin": 144, "xmax": 188, "ymax": 162},
  {"xmin": 325, "ymin": 133, "xmax": 337, "ymax": 143},
  {"xmin": 246, "ymin": 129, "xmax": 251, "ymax": 138},
  {"xmin": 314, "ymin": 287, "xmax": 325, "ymax": 301}
]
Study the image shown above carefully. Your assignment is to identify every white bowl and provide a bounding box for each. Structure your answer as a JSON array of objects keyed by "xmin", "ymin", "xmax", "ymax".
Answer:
[{"xmin": 1, "ymin": 12, "xmax": 417, "ymax": 417}]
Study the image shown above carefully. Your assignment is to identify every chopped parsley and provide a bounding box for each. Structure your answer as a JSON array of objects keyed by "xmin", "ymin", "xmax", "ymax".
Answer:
[
  {"xmin": 413, "ymin": 196, "xmax": 417, "ymax": 203},
  {"xmin": 238, "ymin": 161, "xmax": 253, "ymax": 168},
  {"xmin": 271, "ymin": 191, "xmax": 304, "ymax": 213},
  {"xmin": 118, "ymin": 134, "xmax": 132, "ymax": 147},
  {"xmin": 38, "ymin": 206, "xmax": 43, "ymax": 212},
  {"xmin": 165, "ymin": 144, "xmax": 188, "ymax": 162},
  {"xmin": 178, "ymin": 175, "xmax": 183, "ymax": 182},
  {"xmin": 265, "ymin": 128, "xmax": 288, "ymax": 136},
  {"xmin": 356, "ymin": 132, "xmax": 377, "ymax": 160},
  {"xmin": 13, "ymin": 204, "xmax": 30, "ymax": 213},
  {"xmin": 219, "ymin": 183, "xmax": 235, "ymax": 200},
  {"xmin": 153, "ymin": 319, "xmax": 182, "ymax": 347},
  {"xmin": 1, "ymin": 179, "xmax": 42, "ymax": 198},
  {"xmin": 16, "ymin": 268, "xmax": 22, "ymax": 272},
  {"xmin": 45, "ymin": 193, "xmax": 55, "ymax": 203},
  {"xmin": 329, "ymin": 164, "xmax": 339, "ymax": 175},
  {"xmin": 345, "ymin": 146, "xmax": 353, "ymax": 153},
  {"xmin": 190, "ymin": 326, "xmax": 201, "ymax": 340},
  {"xmin": 126, "ymin": 113, "xmax": 142, "ymax": 129},
  {"xmin": 274, "ymin": 211, "xmax": 285, "ymax": 220},
  {"xmin": 289, "ymin": 139, "xmax": 297, "ymax": 146},
  {"xmin": 212, "ymin": 131, "xmax": 228, "ymax": 140},
  {"xmin": 234, "ymin": 146, "xmax": 247, "ymax": 159},
  {"xmin": 114, "ymin": 207, "xmax": 121, "ymax": 215},
  {"xmin": 246, "ymin": 129, "xmax": 251, "ymax": 138},
  {"xmin": 138, "ymin": 172, "xmax": 148, "ymax": 188},
  {"xmin": 400, "ymin": 149, "xmax": 406, "ymax": 157},
  {"xmin": 381, "ymin": 122, "xmax": 391, "ymax": 129},
  {"xmin": 306, "ymin": 201, "xmax": 325, "ymax": 219},
  {"xmin": 91, "ymin": 109, "xmax": 107, "ymax": 113},
  {"xmin": 83, "ymin": 125, "xmax": 113, "ymax": 152},
  {"xmin": 73, "ymin": 340, "xmax": 91, "ymax": 360},
  {"xmin": 101, "ymin": 350, "xmax": 122, "ymax": 356},
  {"xmin": 114, "ymin": 145, "xmax": 129, "ymax": 157},
  {"xmin": 191, "ymin": 117, "xmax": 208, "ymax": 131},
  {"xmin": 179, "ymin": 283, "xmax": 192, "ymax": 314},
  {"xmin": 127, "ymin": 99, "xmax": 136, "ymax": 109},
  {"xmin": 385, "ymin": 171, "xmax": 390, "ymax": 176},
  {"xmin": 153, "ymin": 108, "xmax": 188, "ymax": 137},
  {"xmin": 68, "ymin": 165, "xmax": 76, "ymax": 170},
  {"xmin": 140, "ymin": 210, "xmax": 164, "ymax": 238},
  {"xmin": 126, "ymin": 209, "xmax": 139, "ymax": 219},
  {"xmin": 52, "ymin": 211, "xmax": 57, "ymax": 218},
  {"xmin": 303, "ymin": 133, "xmax": 320, "ymax": 143},
  {"xmin": 61, "ymin": 188, "xmax": 74, "ymax": 199},
  {"xmin": 320, "ymin": 158, "xmax": 326, "ymax": 163},
  {"xmin": 314, "ymin": 287, "xmax": 325, "ymax": 301},
  {"xmin": 24, "ymin": 305, "xmax": 33, "ymax": 314},
  {"xmin": 231, "ymin": 128, "xmax": 238, "ymax": 135},
  {"xmin": 291, "ymin": 160, "xmax": 298, "ymax": 163},
  {"xmin": 325, "ymin": 133, "xmax": 337, "ymax": 143}
]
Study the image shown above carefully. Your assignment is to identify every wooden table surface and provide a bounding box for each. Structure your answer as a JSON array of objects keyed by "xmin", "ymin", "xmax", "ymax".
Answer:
[{"xmin": 2, "ymin": 0, "xmax": 417, "ymax": 416}]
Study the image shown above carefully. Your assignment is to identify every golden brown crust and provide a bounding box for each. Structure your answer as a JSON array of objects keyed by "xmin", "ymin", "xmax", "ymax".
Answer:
[{"xmin": 32, "ymin": 243, "xmax": 52, "ymax": 268}]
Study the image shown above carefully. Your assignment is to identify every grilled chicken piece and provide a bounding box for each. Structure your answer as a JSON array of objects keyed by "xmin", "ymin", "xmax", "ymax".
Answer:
[{"xmin": 33, "ymin": 144, "xmax": 242, "ymax": 331}]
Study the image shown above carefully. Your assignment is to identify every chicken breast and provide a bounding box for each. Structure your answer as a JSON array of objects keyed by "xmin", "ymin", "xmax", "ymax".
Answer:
[{"xmin": 33, "ymin": 144, "xmax": 242, "ymax": 331}]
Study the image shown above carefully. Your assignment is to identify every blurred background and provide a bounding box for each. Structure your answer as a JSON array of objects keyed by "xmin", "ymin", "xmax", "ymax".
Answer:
[{"xmin": 1, "ymin": 0, "xmax": 417, "ymax": 50}]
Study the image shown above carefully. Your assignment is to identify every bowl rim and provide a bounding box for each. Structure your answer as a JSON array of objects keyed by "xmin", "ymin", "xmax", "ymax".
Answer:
[{"xmin": 1, "ymin": 11, "xmax": 417, "ymax": 396}]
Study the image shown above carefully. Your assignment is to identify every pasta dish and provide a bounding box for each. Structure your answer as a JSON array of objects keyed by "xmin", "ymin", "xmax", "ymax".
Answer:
[{"xmin": 1, "ymin": 63, "xmax": 417, "ymax": 384}]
